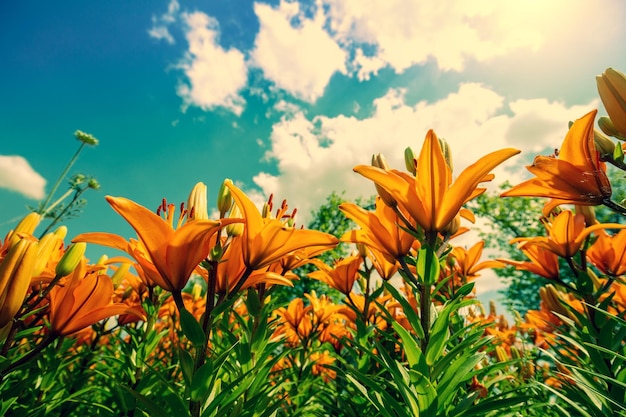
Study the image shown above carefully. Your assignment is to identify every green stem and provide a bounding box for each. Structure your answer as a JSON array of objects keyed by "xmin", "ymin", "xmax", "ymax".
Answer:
[
  {"xmin": 39, "ymin": 187, "xmax": 87, "ymax": 238},
  {"xmin": 39, "ymin": 142, "xmax": 86, "ymax": 216},
  {"xmin": 602, "ymin": 198, "xmax": 626, "ymax": 215},
  {"xmin": 0, "ymin": 334, "xmax": 57, "ymax": 380},
  {"xmin": 398, "ymin": 256, "xmax": 420, "ymax": 290}
]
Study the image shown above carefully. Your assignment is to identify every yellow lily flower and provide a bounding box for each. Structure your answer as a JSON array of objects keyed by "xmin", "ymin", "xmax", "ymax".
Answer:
[
  {"xmin": 225, "ymin": 182, "xmax": 338, "ymax": 269},
  {"xmin": 73, "ymin": 196, "xmax": 229, "ymax": 292},
  {"xmin": 502, "ymin": 110, "xmax": 612, "ymax": 215},
  {"xmin": 355, "ymin": 129, "xmax": 519, "ymax": 234}
]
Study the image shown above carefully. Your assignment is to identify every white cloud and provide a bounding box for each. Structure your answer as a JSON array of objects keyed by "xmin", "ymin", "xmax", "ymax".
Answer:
[
  {"xmin": 253, "ymin": 83, "xmax": 597, "ymax": 226},
  {"xmin": 148, "ymin": 0, "xmax": 180, "ymax": 44},
  {"xmin": 176, "ymin": 12, "xmax": 248, "ymax": 115},
  {"xmin": 251, "ymin": 0, "xmax": 347, "ymax": 102},
  {"xmin": 0, "ymin": 155, "xmax": 46, "ymax": 200},
  {"xmin": 323, "ymin": 0, "xmax": 621, "ymax": 77}
]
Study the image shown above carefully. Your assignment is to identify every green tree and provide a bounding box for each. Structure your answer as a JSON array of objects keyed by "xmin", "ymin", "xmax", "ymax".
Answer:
[
  {"xmin": 469, "ymin": 167, "xmax": 626, "ymax": 315},
  {"xmin": 468, "ymin": 182, "xmax": 550, "ymax": 314}
]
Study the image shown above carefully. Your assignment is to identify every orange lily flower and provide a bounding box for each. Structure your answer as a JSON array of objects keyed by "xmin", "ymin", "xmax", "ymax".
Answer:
[
  {"xmin": 340, "ymin": 197, "xmax": 415, "ymax": 263},
  {"xmin": 587, "ymin": 229, "xmax": 626, "ymax": 277},
  {"xmin": 451, "ymin": 241, "xmax": 503, "ymax": 280},
  {"xmin": 73, "ymin": 196, "xmax": 229, "ymax": 292},
  {"xmin": 502, "ymin": 110, "xmax": 612, "ymax": 215},
  {"xmin": 273, "ymin": 297, "xmax": 314, "ymax": 346},
  {"xmin": 511, "ymin": 210, "xmax": 626, "ymax": 259},
  {"xmin": 354, "ymin": 129, "xmax": 519, "ymax": 234},
  {"xmin": 49, "ymin": 259, "xmax": 141, "ymax": 336},
  {"xmin": 225, "ymin": 182, "xmax": 338, "ymax": 269},
  {"xmin": 498, "ymin": 242, "xmax": 560, "ymax": 280},
  {"xmin": 308, "ymin": 255, "xmax": 363, "ymax": 294},
  {"xmin": 365, "ymin": 245, "xmax": 399, "ymax": 280},
  {"xmin": 197, "ymin": 237, "xmax": 293, "ymax": 294}
]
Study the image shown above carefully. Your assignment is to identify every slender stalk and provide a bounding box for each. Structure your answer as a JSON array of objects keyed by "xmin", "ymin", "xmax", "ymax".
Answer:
[
  {"xmin": 0, "ymin": 334, "xmax": 57, "ymax": 380},
  {"xmin": 419, "ymin": 234, "xmax": 438, "ymax": 353},
  {"xmin": 39, "ymin": 142, "xmax": 86, "ymax": 216},
  {"xmin": 602, "ymin": 198, "xmax": 626, "ymax": 215},
  {"xmin": 39, "ymin": 187, "xmax": 88, "ymax": 238}
]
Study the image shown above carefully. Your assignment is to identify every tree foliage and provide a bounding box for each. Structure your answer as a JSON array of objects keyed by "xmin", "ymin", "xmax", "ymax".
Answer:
[{"xmin": 467, "ymin": 182, "xmax": 550, "ymax": 314}]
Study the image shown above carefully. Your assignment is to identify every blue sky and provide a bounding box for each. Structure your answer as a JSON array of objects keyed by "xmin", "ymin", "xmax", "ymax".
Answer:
[{"xmin": 2, "ymin": 0, "xmax": 626, "ymax": 301}]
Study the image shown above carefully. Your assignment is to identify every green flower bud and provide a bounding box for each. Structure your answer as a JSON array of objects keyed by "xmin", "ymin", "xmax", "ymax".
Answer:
[
  {"xmin": 371, "ymin": 154, "xmax": 397, "ymax": 208},
  {"xmin": 226, "ymin": 205, "xmax": 244, "ymax": 237},
  {"xmin": 88, "ymin": 178, "xmax": 101, "ymax": 190},
  {"xmin": 74, "ymin": 130, "xmax": 99, "ymax": 146},
  {"xmin": 111, "ymin": 262, "xmax": 131, "ymax": 288},
  {"xmin": 594, "ymin": 128, "xmax": 616, "ymax": 160},
  {"xmin": 597, "ymin": 68, "xmax": 626, "ymax": 138},
  {"xmin": 217, "ymin": 179, "xmax": 233, "ymax": 217},
  {"xmin": 438, "ymin": 137, "xmax": 453, "ymax": 171},
  {"xmin": 598, "ymin": 116, "xmax": 626, "ymax": 140},
  {"xmin": 404, "ymin": 147, "xmax": 417, "ymax": 175},
  {"xmin": 55, "ymin": 242, "xmax": 86, "ymax": 277}
]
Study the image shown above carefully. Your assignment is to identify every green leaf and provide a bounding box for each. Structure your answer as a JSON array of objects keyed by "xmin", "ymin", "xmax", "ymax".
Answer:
[
  {"xmin": 384, "ymin": 281, "xmax": 425, "ymax": 339},
  {"xmin": 179, "ymin": 348, "xmax": 195, "ymax": 387},
  {"xmin": 179, "ymin": 308, "xmax": 205, "ymax": 346},
  {"xmin": 409, "ymin": 370, "xmax": 438, "ymax": 416},
  {"xmin": 417, "ymin": 246, "xmax": 439, "ymax": 286},
  {"xmin": 191, "ymin": 362, "xmax": 215, "ymax": 402},
  {"xmin": 392, "ymin": 321, "xmax": 428, "ymax": 376}
]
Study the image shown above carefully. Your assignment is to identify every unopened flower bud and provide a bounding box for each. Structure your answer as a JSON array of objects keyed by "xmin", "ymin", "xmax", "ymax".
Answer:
[
  {"xmin": 262, "ymin": 202, "xmax": 271, "ymax": 218},
  {"xmin": 191, "ymin": 282, "xmax": 203, "ymax": 300},
  {"xmin": 594, "ymin": 129, "xmax": 616, "ymax": 160},
  {"xmin": 614, "ymin": 141, "xmax": 625, "ymax": 163},
  {"xmin": 438, "ymin": 137, "xmax": 453, "ymax": 171},
  {"xmin": 495, "ymin": 345, "xmax": 509, "ymax": 363},
  {"xmin": 540, "ymin": 285, "xmax": 569, "ymax": 318},
  {"xmin": 88, "ymin": 178, "xmax": 100, "ymax": 190},
  {"xmin": 576, "ymin": 205, "xmax": 597, "ymax": 226},
  {"xmin": 111, "ymin": 262, "xmax": 131, "ymax": 288},
  {"xmin": 187, "ymin": 182, "xmax": 209, "ymax": 220},
  {"xmin": 210, "ymin": 241, "xmax": 223, "ymax": 261},
  {"xmin": 55, "ymin": 242, "xmax": 86, "ymax": 277},
  {"xmin": 8, "ymin": 212, "xmax": 41, "ymax": 248},
  {"xmin": 510, "ymin": 346, "xmax": 522, "ymax": 360},
  {"xmin": 371, "ymin": 154, "xmax": 397, "ymax": 208},
  {"xmin": 217, "ymin": 179, "xmax": 234, "ymax": 217},
  {"xmin": 597, "ymin": 68, "xmax": 626, "ymax": 138},
  {"xmin": 226, "ymin": 205, "xmax": 244, "ymax": 237},
  {"xmin": 74, "ymin": 130, "xmax": 99, "ymax": 146},
  {"xmin": 53, "ymin": 226, "xmax": 68, "ymax": 240},
  {"xmin": 441, "ymin": 214, "xmax": 461, "ymax": 237},
  {"xmin": 32, "ymin": 232, "xmax": 62, "ymax": 277},
  {"xmin": 404, "ymin": 147, "xmax": 417, "ymax": 175},
  {"xmin": 0, "ymin": 238, "xmax": 38, "ymax": 327},
  {"xmin": 598, "ymin": 116, "xmax": 622, "ymax": 138}
]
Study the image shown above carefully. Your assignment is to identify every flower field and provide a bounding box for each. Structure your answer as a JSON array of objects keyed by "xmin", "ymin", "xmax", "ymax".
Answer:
[{"xmin": 1, "ymin": 68, "xmax": 626, "ymax": 416}]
